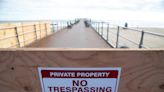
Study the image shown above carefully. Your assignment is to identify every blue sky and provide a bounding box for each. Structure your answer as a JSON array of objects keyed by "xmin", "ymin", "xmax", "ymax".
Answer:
[{"xmin": 0, "ymin": 0, "xmax": 164, "ymax": 27}]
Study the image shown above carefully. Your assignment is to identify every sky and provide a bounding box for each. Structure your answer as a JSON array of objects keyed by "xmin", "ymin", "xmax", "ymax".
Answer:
[{"xmin": 0, "ymin": 0, "xmax": 164, "ymax": 27}]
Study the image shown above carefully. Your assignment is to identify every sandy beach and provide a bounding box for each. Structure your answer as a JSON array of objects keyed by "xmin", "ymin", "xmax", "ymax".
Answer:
[{"xmin": 95, "ymin": 26, "xmax": 164, "ymax": 48}]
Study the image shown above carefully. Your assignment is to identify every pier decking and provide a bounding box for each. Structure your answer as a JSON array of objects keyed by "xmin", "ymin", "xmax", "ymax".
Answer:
[{"xmin": 27, "ymin": 20, "xmax": 111, "ymax": 48}]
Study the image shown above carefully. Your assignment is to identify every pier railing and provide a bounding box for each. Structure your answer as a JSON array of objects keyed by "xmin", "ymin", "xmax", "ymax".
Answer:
[
  {"xmin": 0, "ymin": 19, "xmax": 79, "ymax": 48},
  {"xmin": 91, "ymin": 21, "xmax": 164, "ymax": 48},
  {"xmin": 0, "ymin": 21, "xmax": 68, "ymax": 48},
  {"xmin": 51, "ymin": 19, "xmax": 79, "ymax": 32}
]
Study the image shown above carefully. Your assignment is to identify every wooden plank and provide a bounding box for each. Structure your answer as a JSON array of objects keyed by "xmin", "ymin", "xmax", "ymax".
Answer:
[
  {"xmin": 0, "ymin": 21, "xmax": 52, "ymax": 48},
  {"xmin": 0, "ymin": 28, "xmax": 18, "ymax": 48},
  {"xmin": 0, "ymin": 49, "xmax": 164, "ymax": 92}
]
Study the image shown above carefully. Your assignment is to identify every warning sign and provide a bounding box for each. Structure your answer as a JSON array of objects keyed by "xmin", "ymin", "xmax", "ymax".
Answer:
[{"xmin": 38, "ymin": 68, "xmax": 121, "ymax": 92}]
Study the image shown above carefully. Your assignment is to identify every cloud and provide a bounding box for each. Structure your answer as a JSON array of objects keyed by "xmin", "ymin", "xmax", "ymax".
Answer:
[
  {"xmin": 1, "ymin": 0, "xmax": 163, "ymax": 11},
  {"xmin": 0, "ymin": 0, "xmax": 164, "ymax": 21}
]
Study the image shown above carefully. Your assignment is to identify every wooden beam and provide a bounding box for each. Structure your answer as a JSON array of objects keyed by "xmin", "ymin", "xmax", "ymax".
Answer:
[{"xmin": 0, "ymin": 49, "xmax": 164, "ymax": 92}]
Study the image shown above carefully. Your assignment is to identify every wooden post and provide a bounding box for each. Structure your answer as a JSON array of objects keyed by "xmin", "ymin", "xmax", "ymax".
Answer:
[
  {"xmin": 21, "ymin": 23, "xmax": 25, "ymax": 46},
  {"xmin": 34, "ymin": 24, "xmax": 38, "ymax": 40},
  {"xmin": 15, "ymin": 27, "xmax": 21, "ymax": 48},
  {"xmin": 39, "ymin": 22, "xmax": 42, "ymax": 39},
  {"xmin": 45, "ymin": 23, "xmax": 48, "ymax": 36}
]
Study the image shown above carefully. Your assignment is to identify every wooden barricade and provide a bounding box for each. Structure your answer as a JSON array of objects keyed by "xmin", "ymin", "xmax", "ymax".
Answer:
[
  {"xmin": 0, "ymin": 49, "xmax": 163, "ymax": 92},
  {"xmin": 0, "ymin": 21, "xmax": 52, "ymax": 48}
]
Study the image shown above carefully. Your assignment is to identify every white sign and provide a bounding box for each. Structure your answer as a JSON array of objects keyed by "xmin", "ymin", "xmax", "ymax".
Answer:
[{"xmin": 38, "ymin": 68, "xmax": 121, "ymax": 92}]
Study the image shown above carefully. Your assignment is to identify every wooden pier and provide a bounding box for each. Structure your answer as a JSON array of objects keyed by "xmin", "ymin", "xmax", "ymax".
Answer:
[{"xmin": 27, "ymin": 20, "xmax": 111, "ymax": 48}]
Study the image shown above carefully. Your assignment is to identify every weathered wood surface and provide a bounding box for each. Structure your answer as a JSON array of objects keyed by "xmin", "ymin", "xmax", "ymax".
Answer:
[
  {"xmin": 0, "ymin": 49, "xmax": 164, "ymax": 92},
  {"xmin": 27, "ymin": 20, "xmax": 111, "ymax": 48},
  {"xmin": 0, "ymin": 21, "xmax": 52, "ymax": 48}
]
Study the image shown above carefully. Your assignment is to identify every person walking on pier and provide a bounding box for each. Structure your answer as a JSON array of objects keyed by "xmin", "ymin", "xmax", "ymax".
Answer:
[{"xmin": 124, "ymin": 22, "xmax": 128, "ymax": 28}]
